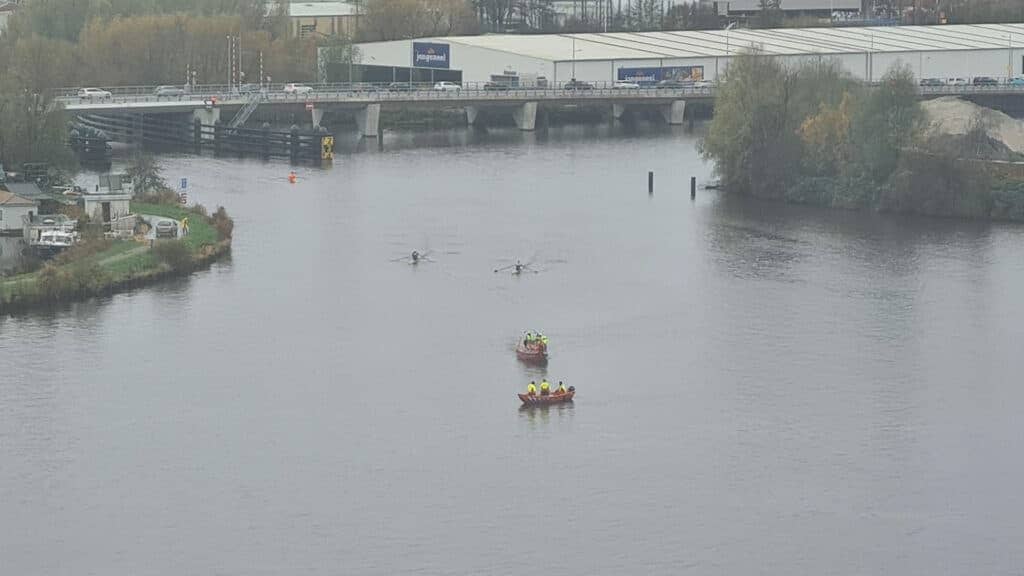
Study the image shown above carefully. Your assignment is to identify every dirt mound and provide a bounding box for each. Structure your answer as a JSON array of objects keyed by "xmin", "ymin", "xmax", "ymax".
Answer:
[{"xmin": 922, "ymin": 97, "xmax": 1024, "ymax": 154}]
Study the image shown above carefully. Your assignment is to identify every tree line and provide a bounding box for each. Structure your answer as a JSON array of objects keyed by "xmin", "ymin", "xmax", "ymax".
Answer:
[
  {"xmin": 0, "ymin": 0, "xmax": 312, "ymax": 170},
  {"xmin": 701, "ymin": 51, "xmax": 1024, "ymax": 221}
]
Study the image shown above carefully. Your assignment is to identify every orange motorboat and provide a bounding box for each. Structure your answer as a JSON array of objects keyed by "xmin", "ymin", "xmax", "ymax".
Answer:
[{"xmin": 519, "ymin": 387, "xmax": 575, "ymax": 405}]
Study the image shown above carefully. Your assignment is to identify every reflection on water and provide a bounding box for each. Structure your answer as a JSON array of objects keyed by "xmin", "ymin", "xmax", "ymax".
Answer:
[{"xmin": 4, "ymin": 125, "xmax": 1024, "ymax": 576}]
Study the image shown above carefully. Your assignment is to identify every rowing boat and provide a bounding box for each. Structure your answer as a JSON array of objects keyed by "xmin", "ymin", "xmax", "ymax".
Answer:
[
  {"xmin": 518, "ymin": 388, "xmax": 575, "ymax": 405},
  {"xmin": 515, "ymin": 342, "xmax": 548, "ymax": 363}
]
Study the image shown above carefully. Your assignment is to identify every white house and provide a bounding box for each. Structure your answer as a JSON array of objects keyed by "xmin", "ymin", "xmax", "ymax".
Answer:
[
  {"xmin": 0, "ymin": 190, "xmax": 39, "ymax": 234},
  {"xmin": 0, "ymin": 2, "xmax": 17, "ymax": 37},
  {"xmin": 82, "ymin": 173, "xmax": 133, "ymax": 225}
]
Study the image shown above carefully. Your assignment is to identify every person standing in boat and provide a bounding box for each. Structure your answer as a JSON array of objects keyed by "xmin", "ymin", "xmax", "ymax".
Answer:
[
  {"xmin": 540, "ymin": 379, "xmax": 550, "ymax": 396},
  {"xmin": 527, "ymin": 381, "xmax": 537, "ymax": 396},
  {"xmin": 556, "ymin": 381, "xmax": 566, "ymax": 395},
  {"xmin": 524, "ymin": 332, "xmax": 533, "ymax": 347}
]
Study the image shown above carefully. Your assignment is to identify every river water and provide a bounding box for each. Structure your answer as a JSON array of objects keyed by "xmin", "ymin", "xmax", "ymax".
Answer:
[{"xmin": 3, "ymin": 125, "xmax": 1024, "ymax": 575}]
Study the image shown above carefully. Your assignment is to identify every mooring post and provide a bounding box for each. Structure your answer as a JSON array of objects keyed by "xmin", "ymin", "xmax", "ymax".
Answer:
[
  {"xmin": 193, "ymin": 117, "xmax": 202, "ymax": 154},
  {"xmin": 260, "ymin": 123, "xmax": 270, "ymax": 160},
  {"xmin": 377, "ymin": 123, "xmax": 383, "ymax": 151},
  {"xmin": 690, "ymin": 176, "xmax": 696, "ymax": 199},
  {"xmin": 289, "ymin": 124, "xmax": 300, "ymax": 162},
  {"xmin": 648, "ymin": 171, "xmax": 654, "ymax": 194},
  {"xmin": 213, "ymin": 120, "xmax": 223, "ymax": 156}
]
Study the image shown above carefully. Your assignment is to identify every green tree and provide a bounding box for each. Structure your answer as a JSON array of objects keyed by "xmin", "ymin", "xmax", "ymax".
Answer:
[
  {"xmin": 701, "ymin": 52, "xmax": 803, "ymax": 198},
  {"xmin": 849, "ymin": 64, "xmax": 923, "ymax": 183}
]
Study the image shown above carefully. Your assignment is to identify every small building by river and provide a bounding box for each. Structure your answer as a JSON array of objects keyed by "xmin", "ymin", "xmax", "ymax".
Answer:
[
  {"xmin": 83, "ymin": 174, "xmax": 133, "ymax": 225},
  {"xmin": 0, "ymin": 190, "xmax": 39, "ymax": 235}
]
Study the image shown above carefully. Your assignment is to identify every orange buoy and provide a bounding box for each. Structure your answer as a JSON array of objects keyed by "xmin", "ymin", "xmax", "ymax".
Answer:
[{"xmin": 288, "ymin": 171, "xmax": 297, "ymax": 184}]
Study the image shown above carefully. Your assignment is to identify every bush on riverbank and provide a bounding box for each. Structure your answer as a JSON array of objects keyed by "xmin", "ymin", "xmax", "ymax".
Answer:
[
  {"xmin": 701, "ymin": 51, "xmax": 1024, "ymax": 221},
  {"xmin": 153, "ymin": 240, "xmax": 193, "ymax": 272}
]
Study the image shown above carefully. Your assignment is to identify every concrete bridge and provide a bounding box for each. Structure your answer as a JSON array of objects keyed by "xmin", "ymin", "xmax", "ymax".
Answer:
[
  {"xmin": 54, "ymin": 82, "xmax": 1024, "ymax": 138},
  {"xmin": 55, "ymin": 82, "xmax": 713, "ymax": 136}
]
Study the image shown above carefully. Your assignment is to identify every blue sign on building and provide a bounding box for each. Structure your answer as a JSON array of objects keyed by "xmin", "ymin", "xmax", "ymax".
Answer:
[
  {"xmin": 617, "ymin": 67, "xmax": 661, "ymax": 85},
  {"xmin": 412, "ymin": 42, "xmax": 450, "ymax": 69},
  {"xmin": 180, "ymin": 177, "xmax": 188, "ymax": 190},
  {"xmin": 617, "ymin": 65, "xmax": 704, "ymax": 85}
]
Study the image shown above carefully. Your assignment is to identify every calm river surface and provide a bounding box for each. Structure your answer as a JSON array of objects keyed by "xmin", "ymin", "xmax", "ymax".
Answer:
[{"xmin": 3, "ymin": 125, "xmax": 1024, "ymax": 575}]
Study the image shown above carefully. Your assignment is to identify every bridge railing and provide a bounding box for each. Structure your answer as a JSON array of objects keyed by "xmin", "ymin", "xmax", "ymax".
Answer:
[
  {"xmin": 54, "ymin": 80, "xmax": 715, "ymax": 98},
  {"xmin": 55, "ymin": 81, "xmax": 716, "ymax": 108}
]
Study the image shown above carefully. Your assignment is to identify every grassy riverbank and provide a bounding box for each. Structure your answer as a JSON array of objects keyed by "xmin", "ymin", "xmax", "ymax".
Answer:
[{"xmin": 0, "ymin": 200, "xmax": 232, "ymax": 314}]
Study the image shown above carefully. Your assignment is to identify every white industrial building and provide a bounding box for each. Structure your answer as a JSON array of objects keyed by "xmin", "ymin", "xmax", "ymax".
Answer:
[{"xmin": 354, "ymin": 23, "xmax": 1024, "ymax": 85}]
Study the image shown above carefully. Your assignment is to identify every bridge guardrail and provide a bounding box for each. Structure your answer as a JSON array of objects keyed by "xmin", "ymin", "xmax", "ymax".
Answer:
[{"xmin": 55, "ymin": 84, "xmax": 714, "ymax": 109}]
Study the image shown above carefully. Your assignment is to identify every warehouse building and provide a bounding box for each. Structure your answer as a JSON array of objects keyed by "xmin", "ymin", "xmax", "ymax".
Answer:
[{"xmin": 351, "ymin": 23, "xmax": 1024, "ymax": 86}]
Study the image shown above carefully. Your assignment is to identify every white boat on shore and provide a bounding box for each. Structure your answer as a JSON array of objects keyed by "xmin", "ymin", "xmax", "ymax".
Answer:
[{"xmin": 32, "ymin": 230, "xmax": 78, "ymax": 258}]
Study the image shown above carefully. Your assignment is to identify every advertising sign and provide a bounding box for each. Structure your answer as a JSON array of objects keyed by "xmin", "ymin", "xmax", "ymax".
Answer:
[
  {"xmin": 413, "ymin": 42, "xmax": 450, "ymax": 69},
  {"xmin": 617, "ymin": 65, "xmax": 704, "ymax": 85}
]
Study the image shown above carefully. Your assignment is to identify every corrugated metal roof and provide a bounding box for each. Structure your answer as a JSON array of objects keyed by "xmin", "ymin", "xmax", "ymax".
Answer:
[
  {"xmin": 289, "ymin": 1, "xmax": 357, "ymax": 18},
  {"xmin": 421, "ymin": 23, "xmax": 1024, "ymax": 61}
]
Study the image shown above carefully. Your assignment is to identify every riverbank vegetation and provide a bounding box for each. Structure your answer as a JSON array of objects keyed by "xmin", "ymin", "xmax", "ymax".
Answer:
[
  {"xmin": 701, "ymin": 52, "xmax": 1024, "ymax": 222},
  {"xmin": 0, "ymin": 190, "xmax": 233, "ymax": 314}
]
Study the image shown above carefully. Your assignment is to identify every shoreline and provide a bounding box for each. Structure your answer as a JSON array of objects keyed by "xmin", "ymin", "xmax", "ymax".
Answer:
[{"xmin": 0, "ymin": 201, "xmax": 233, "ymax": 316}]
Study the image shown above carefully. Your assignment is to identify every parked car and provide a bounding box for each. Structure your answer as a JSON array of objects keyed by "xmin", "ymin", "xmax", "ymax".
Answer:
[
  {"xmin": 563, "ymin": 79, "xmax": 593, "ymax": 90},
  {"xmin": 283, "ymin": 83, "xmax": 313, "ymax": 94},
  {"xmin": 155, "ymin": 220, "xmax": 178, "ymax": 238},
  {"xmin": 693, "ymin": 80, "xmax": 715, "ymax": 89},
  {"xmin": 947, "ymin": 77, "xmax": 969, "ymax": 86},
  {"xmin": 153, "ymin": 85, "xmax": 186, "ymax": 97},
  {"xmin": 483, "ymin": 81, "xmax": 511, "ymax": 90},
  {"xmin": 237, "ymin": 83, "xmax": 262, "ymax": 94},
  {"xmin": 613, "ymin": 81, "xmax": 640, "ymax": 89},
  {"xmin": 1008, "ymin": 77, "xmax": 1024, "ymax": 86},
  {"xmin": 78, "ymin": 87, "xmax": 112, "ymax": 100},
  {"xmin": 433, "ymin": 81, "xmax": 461, "ymax": 91},
  {"xmin": 972, "ymin": 76, "xmax": 999, "ymax": 86},
  {"xmin": 387, "ymin": 82, "xmax": 415, "ymax": 92},
  {"xmin": 919, "ymin": 77, "xmax": 945, "ymax": 86}
]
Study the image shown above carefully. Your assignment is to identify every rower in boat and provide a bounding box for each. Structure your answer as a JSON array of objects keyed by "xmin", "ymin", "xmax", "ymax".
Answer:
[
  {"xmin": 540, "ymin": 379, "xmax": 550, "ymax": 396},
  {"xmin": 526, "ymin": 381, "xmax": 537, "ymax": 396},
  {"xmin": 556, "ymin": 381, "xmax": 567, "ymax": 395}
]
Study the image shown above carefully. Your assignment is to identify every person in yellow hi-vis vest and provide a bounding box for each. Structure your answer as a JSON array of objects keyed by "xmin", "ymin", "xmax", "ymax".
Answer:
[{"xmin": 181, "ymin": 217, "xmax": 189, "ymax": 236}]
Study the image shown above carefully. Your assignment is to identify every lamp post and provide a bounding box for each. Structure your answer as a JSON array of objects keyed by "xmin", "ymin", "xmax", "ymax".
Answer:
[
  {"xmin": 572, "ymin": 36, "xmax": 576, "ymax": 79},
  {"xmin": 1010, "ymin": 33, "xmax": 1015, "ymax": 79}
]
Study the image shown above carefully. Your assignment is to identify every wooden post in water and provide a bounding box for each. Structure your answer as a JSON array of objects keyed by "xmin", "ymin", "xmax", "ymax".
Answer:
[
  {"xmin": 690, "ymin": 176, "xmax": 696, "ymax": 199},
  {"xmin": 377, "ymin": 123, "xmax": 384, "ymax": 151},
  {"xmin": 648, "ymin": 171, "xmax": 654, "ymax": 194}
]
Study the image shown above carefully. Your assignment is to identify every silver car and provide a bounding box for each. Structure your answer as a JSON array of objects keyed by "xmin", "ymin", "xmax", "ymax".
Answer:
[
  {"xmin": 154, "ymin": 85, "xmax": 186, "ymax": 97},
  {"xmin": 155, "ymin": 220, "xmax": 178, "ymax": 238}
]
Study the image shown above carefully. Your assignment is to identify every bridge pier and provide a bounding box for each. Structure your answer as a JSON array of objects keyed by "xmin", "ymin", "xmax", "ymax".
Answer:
[
  {"xmin": 311, "ymin": 106, "xmax": 324, "ymax": 128},
  {"xmin": 355, "ymin": 103, "xmax": 380, "ymax": 138},
  {"xmin": 660, "ymin": 100, "xmax": 686, "ymax": 125},
  {"xmin": 612, "ymin": 103, "xmax": 628, "ymax": 120},
  {"xmin": 193, "ymin": 107, "xmax": 220, "ymax": 141},
  {"xmin": 512, "ymin": 102, "xmax": 538, "ymax": 131}
]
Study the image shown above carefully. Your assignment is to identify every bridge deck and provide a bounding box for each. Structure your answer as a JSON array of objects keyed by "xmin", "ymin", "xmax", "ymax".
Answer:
[{"xmin": 57, "ymin": 86, "xmax": 713, "ymax": 113}]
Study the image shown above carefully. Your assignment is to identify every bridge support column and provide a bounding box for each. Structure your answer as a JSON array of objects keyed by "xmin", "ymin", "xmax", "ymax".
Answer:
[
  {"xmin": 355, "ymin": 103, "xmax": 380, "ymax": 138},
  {"xmin": 659, "ymin": 100, "xmax": 686, "ymax": 125},
  {"xmin": 465, "ymin": 106, "xmax": 480, "ymax": 126},
  {"xmin": 512, "ymin": 102, "xmax": 538, "ymax": 131},
  {"xmin": 311, "ymin": 106, "xmax": 324, "ymax": 128},
  {"xmin": 193, "ymin": 107, "xmax": 220, "ymax": 140},
  {"xmin": 612, "ymin": 103, "xmax": 628, "ymax": 120}
]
